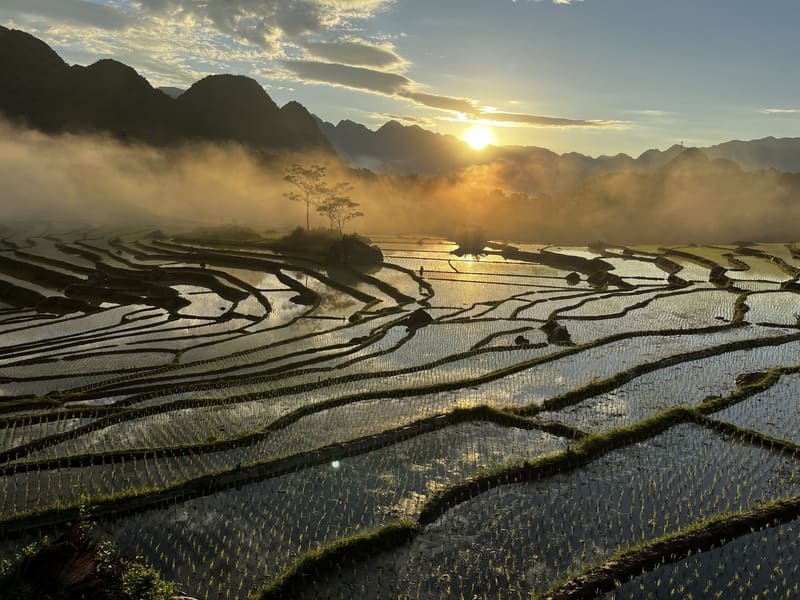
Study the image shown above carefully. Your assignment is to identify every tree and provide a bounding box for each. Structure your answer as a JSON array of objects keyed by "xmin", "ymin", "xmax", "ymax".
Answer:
[
  {"xmin": 316, "ymin": 183, "xmax": 363, "ymax": 234},
  {"xmin": 283, "ymin": 163, "xmax": 328, "ymax": 230}
]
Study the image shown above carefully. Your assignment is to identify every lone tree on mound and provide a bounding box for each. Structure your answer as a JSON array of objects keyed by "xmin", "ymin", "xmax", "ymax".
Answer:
[
  {"xmin": 284, "ymin": 163, "xmax": 328, "ymax": 230},
  {"xmin": 316, "ymin": 182, "xmax": 363, "ymax": 234}
]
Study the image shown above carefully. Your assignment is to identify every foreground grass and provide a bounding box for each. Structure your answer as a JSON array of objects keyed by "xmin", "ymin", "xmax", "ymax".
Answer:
[{"xmin": 254, "ymin": 520, "xmax": 419, "ymax": 600}]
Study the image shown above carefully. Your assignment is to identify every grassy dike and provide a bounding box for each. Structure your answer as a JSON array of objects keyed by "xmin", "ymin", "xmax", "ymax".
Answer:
[
  {"xmin": 251, "ymin": 367, "xmax": 800, "ymax": 598},
  {"xmin": 3, "ymin": 345, "xmax": 797, "ymax": 538},
  {"xmin": 537, "ymin": 494, "xmax": 800, "ymax": 600},
  {"xmin": 255, "ymin": 520, "xmax": 420, "ymax": 600},
  {"xmin": 0, "ymin": 405, "xmax": 560, "ymax": 538}
]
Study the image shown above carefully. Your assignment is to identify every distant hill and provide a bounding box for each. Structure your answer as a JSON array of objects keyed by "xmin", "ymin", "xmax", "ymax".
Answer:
[
  {"xmin": 4, "ymin": 25, "xmax": 800, "ymax": 180},
  {"xmin": 158, "ymin": 86, "xmax": 185, "ymax": 99},
  {"xmin": 704, "ymin": 137, "xmax": 800, "ymax": 172},
  {"xmin": 319, "ymin": 115, "xmax": 800, "ymax": 190},
  {"xmin": 316, "ymin": 117, "xmax": 737, "ymax": 194},
  {"xmin": 317, "ymin": 118, "xmax": 476, "ymax": 173},
  {"xmin": 0, "ymin": 25, "xmax": 332, "ymax": 154},
  {"xmin": 532, "ymin": 147, "xmax": 800, "ymax": 243}
]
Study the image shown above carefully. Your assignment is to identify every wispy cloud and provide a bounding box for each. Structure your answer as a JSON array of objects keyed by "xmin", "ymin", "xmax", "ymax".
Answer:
[
  {"xmin": 399, "ymin": 91, "xmax": 476, "ymax": 114},
  {"xmin": 762, "ymin": 108, "xmax": 800, "ymax": 115},
  {"xmin": 304, "ymin": 39, "xmax": 405, "ymax": 68},
  {"xmin": 133, "ymin": 0, "xmax": 394, "ymax": 48},
  {"xmin": 0, "ymin": 0, "xmax": 133, "ymax": 29},
  {"xmin": 281, "ymin": 59, "xmax": 410, "ymax": 94},
  {"xmin": 370, "ymin": 113, "xmax": 435, "ymax": 127},
  {"xmin": 282, "ymin": 59, "xmax": 619, "ymax": 128},
  {"xmin": 626, "ymin": 109, "xmax": 678, "ymax": 118},
  {"xmin": 476, "ymin": 110, "xmax": 622, "ymax": 128}
]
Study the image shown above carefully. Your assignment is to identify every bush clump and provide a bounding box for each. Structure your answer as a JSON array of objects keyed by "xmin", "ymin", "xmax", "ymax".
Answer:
[
  {"xmin": 451, "ymin": 227, "xmax": 490, "ymax": 256},
  {"xmin": 273, "ymin": 228, "xmax": 382, "ymax": 266},
  {"xmin": 0, "ymin": 525, "xmax": 180, "ymax": 600}
]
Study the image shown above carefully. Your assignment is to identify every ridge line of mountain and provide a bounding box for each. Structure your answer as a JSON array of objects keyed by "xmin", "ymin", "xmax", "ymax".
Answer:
[
  {"xmin": 2, "ymin": 24, "xmax": 800, "ymax": 179},
  {"xmin": 0, "ymin": 25, "xmax": 332, "ymax": 155}
]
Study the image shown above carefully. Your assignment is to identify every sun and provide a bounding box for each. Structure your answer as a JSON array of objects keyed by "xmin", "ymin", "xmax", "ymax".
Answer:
[{"xmin": 464, "ymin": 126, "xmax": 493, "ymax": 150}]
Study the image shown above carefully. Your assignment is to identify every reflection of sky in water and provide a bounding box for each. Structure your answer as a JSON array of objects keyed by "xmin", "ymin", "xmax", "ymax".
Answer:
[{"xmin": 6, "ymin": 237, "xmax": 800, "ymax": 598}]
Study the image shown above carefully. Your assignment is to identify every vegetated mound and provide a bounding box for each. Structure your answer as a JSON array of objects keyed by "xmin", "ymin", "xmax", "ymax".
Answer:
[
  {"xmin": 0, "ymin": 524, "xmax": 185, "ymax": 600},
  {"xmin": 403, "ymin": 308, "xmax": 433, "ymax": 330},
  {"xmin": 327, "ymin": 235, "xmax": 383, "ymax": 266},
  {"xmin": 451, "ymin": 227, "xmax": 490, "ymax": 256},
  {"xmin": 172, "ymin": 225, "xmax": 263, "ymax": 244},
  {"xmin": 272, "ymin": 228, "xmax": 383, "ymax": 267}
]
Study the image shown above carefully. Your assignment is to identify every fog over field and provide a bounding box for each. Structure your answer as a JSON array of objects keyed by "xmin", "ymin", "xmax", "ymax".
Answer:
[{"xmin": 3, "ymin": 118, "xmax": 799, "ymax": 244}]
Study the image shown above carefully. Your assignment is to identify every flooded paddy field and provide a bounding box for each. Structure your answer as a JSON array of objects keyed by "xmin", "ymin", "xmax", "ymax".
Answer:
[{"xmin": 2, "ymin": 226, "xmax": 800, "ymax": 599}]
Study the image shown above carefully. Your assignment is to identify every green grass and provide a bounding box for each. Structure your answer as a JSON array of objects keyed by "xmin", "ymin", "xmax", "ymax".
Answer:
[
  {"xmin": 254, "ymin": 520, "xmax": 419, "ymax": 599},
  {"xmin": 536, "ymin": 493, "xmax": 800, "ymax": 600}
]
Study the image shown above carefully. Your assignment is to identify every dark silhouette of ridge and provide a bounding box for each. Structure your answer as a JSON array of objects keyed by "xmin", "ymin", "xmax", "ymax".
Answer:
[
  {"xmin": 51, "ymin": 58, "xmax": 176, "ymax": 142},
  {"xmin": 0, "ymin": 25, "xmax": 332, "ymax": 154},
  {"xmin": 158, "ymin": 86, "xmax": 185, "ymax": 99},
  {"xmin": 317, "ymin": 117, "xmax": 473, "ymax": 173},
  {"xmin": 704, "ymin": 136, "xmax": 800, "ymax": 172},
  {"xmin": 0, "ymin": 25, "xmax": 69, "ymax": 122},
  {"xmin": 318, "ymin": 111, "xmax": 800, "ymax": 185},
  {"xmin": 3, "ymin": 25, "xmax": 800, "ymax": 178}
]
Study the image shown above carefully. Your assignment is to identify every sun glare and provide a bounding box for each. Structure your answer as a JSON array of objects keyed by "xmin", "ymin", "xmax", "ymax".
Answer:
[{"xmin": 464, "ymin": 126, "xmax": 493, "ymax": 150}]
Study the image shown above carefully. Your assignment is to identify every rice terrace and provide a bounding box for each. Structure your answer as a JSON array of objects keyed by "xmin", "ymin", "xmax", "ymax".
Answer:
[
  {"xmin": 3, "ymin": 1, "xmax": 800, "ymax": 598},
  {"xmin": 2, "ymin": 225, "xmax": 800, "ymax": 598}
]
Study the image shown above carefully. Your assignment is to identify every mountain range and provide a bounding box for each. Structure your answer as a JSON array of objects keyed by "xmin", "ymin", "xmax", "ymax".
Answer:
[
  {"xmin": 318, "ymin": 116, "xmax": 800, "ymax": 180},
  {"xmin": 2, "ymin": 24, "xmax": 800, "ymax": 190},
  {"xmin": 0, "ymin": 25, "xmax": 330, "ymax": 154}
]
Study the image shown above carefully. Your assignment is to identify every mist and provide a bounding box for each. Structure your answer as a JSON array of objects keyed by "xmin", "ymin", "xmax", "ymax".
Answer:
[
  {"xmin": 0, "ymin": 119, "xmax": 309, "ymax": 228},
  {"xmin": 2, "ymin": 119, "xmax": 799, "ymax": 245}
]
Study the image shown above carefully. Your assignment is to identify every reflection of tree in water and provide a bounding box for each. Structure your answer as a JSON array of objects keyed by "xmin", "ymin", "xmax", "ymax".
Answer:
[{"xmin": 326, "ymin": 264, "xmax": 380, "ymax": 287}]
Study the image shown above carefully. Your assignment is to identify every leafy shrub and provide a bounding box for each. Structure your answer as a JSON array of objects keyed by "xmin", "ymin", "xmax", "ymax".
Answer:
[
  {"xmin": 121, "ymin": 562, "xmax": 177, "ymax": 600},
  {"xmin": 0, "ymin": 526, "xmax": 180, "ymax": 600},
  {"xmin": 452, "ymin": 227, "xmax": 489, "ymax": 255}
]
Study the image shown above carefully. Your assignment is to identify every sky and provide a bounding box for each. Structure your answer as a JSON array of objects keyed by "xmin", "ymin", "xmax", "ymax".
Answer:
[{"xmin": 2, "ymin": 0, "xmax": 799, "ymax": 156}]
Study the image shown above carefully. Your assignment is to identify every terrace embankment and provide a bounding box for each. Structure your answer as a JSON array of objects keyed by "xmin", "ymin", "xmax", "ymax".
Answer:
[{"xmin": 3, "ymin": 232, "xmax": 800, "ymax": 598}]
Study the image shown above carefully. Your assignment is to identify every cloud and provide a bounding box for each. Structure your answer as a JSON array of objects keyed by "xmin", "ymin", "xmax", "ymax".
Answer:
[
  {"xmin": 304, "ymin": 39, "xmax": 404, "ymax": 68},
  {"xmin": 399, "ymin": 91, "xmax": 477, "ymax": 114},
  {"xmin": 2, "ymin": 0, "xmax": 617, "ymax": 133},
  {"xmin": 626, "ymin": 109, "xmax": 677, "ymax": 117},
  {"xmin": 0, "ymin": 0, "xmax": 133, "ymax": 29},
  {"xmin": 762, "ymin": 108, "xmax": 800, "ymax": 115},
  {"xmin": 370, "ymin": 113, "xmax": 435, "ymax": 127},
  {"xmin": 475, "ymin": 110, "xmax": 624, "ymax": 128},
  {"xmin": 280, "ymin": 59, "xmax": 410, "ymax": 94},
  {"xmin": 280, "ymin": 59, "xmax": 613, "ymax": 127},
  {"xmin": 133, "ymin": 0, "xmax": 394, "ymax": 46}
]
